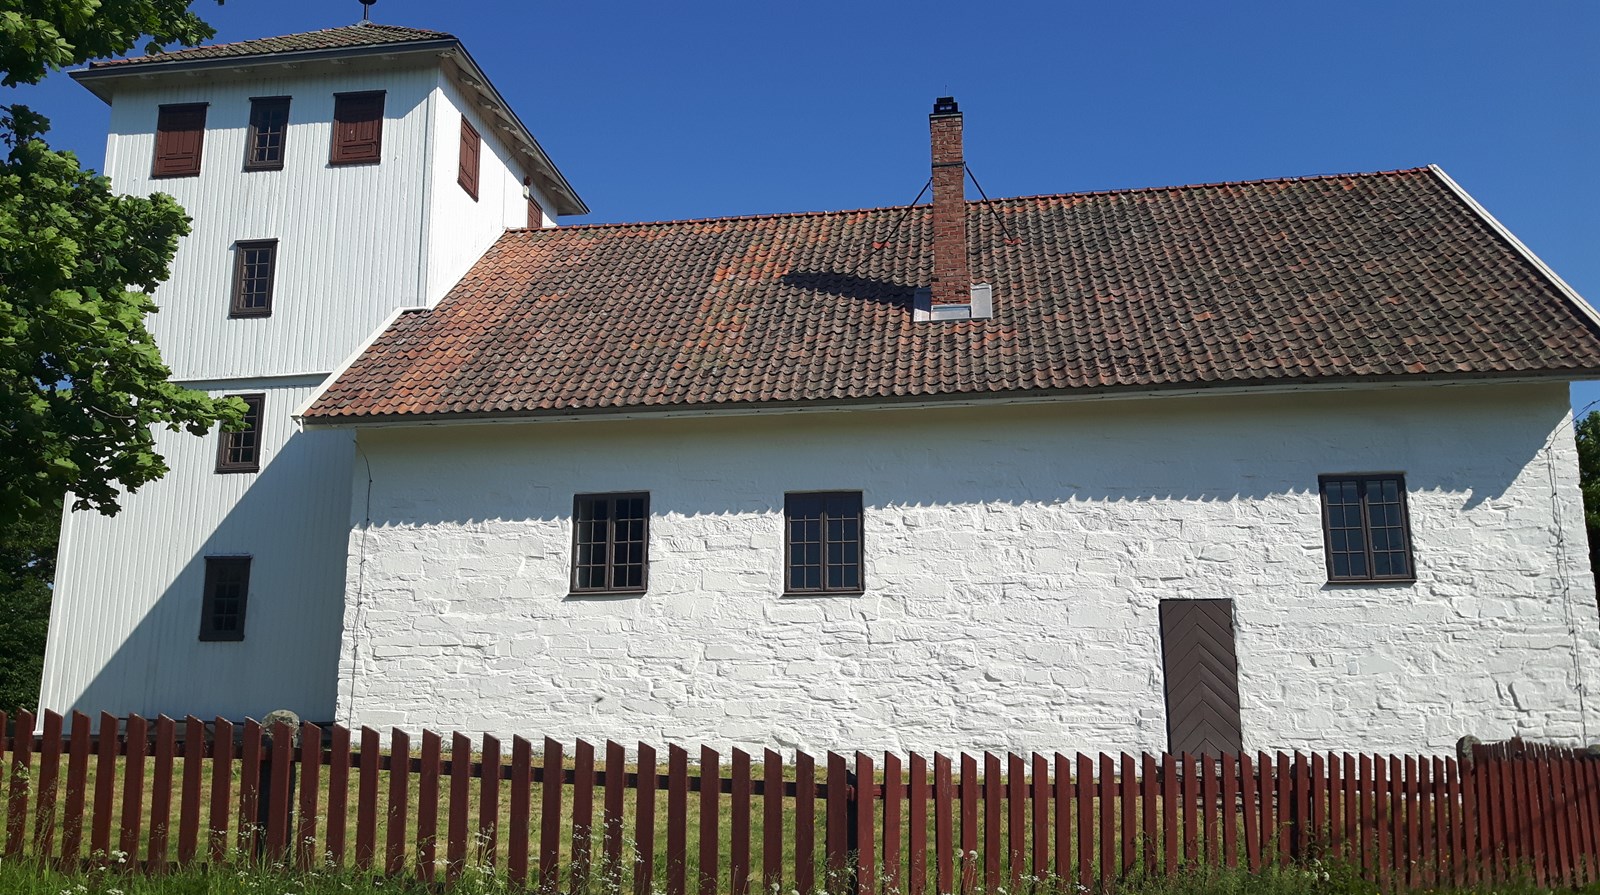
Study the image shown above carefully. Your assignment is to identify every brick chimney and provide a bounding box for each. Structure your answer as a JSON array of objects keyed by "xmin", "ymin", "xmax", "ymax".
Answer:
[{"xmin": 929, "ymin": 96, "xmax": 971, "ymax": 307}]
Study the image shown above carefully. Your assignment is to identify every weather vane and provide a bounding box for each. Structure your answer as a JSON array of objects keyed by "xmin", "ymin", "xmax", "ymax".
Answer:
[{"xmin": 360, "ymin": 0, "xmax": 377, "ymax": 21}]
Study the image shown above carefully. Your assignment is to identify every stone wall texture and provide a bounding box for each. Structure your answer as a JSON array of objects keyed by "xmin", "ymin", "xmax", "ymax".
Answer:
[{"xmin": 336, "ymin": 381, "xmax": 1600, "ymax": 755}]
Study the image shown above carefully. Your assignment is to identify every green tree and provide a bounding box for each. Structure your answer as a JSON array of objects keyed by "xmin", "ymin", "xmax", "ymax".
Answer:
[
  {"xmin": 1576, "ymin": 410, "xmax": 1600, "ymax": 608},
  {"xmin": 0, "ymin": 0, "xmax": 234, "ymax": 709}
]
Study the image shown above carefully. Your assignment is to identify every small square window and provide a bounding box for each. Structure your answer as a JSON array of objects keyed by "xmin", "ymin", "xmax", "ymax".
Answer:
[
  {"xmin": 200, "ymin": 556, "xmax": 251, "ymax": 641},
  {"xmin": 216, "ymin": 393, "xmax": 265, "ymax": 473},
  {"xmin": 1320, "ymin": 474, "xmax": 1414, "ymax": 582},
  {"xmin": 571, "ymin": 493, "xmax": 649, "ymax": 594},
  {"xmin": 785, "ymin": 491, "xmax": 864, "ymax": 594},
  {"xmin": 231, "ymin": 239, "xmax": 277, "ymax": 317},
  {"xmin": 245, "ymin": 97, "xmax": 291, "ymax": 170}
]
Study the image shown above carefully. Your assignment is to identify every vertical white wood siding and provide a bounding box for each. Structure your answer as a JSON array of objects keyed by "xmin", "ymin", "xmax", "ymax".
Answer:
[
  {"xmin": 41, "ymin": 380, "xmax": 354, "ymax": 721},
  {"xmin": 40, "ymin": 55, "xmax": 570, "ymax": 723}
]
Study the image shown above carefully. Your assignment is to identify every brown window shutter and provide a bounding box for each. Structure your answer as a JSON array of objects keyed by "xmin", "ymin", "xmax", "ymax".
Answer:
[
  {"xmin": 458, "ymin": 115, "xmax": 481, "ymax": 200},
  {"xmin": 527, "ymin": 194, "xmax": 544, "ymax": 229},
  {"xmin": 330, "ymin": 91, "xmax": 385, "ymax": 165},
  {"xmin": 153, "ymin": 103, "xmax": 207, "ymax": 177}
]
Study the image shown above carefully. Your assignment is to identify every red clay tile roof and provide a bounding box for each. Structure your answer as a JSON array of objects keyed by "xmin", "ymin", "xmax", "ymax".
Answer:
[
  {"xmin": 86, "ymin": 23, "xmax": 454, "ymax": 69},
  {"xmin": 303, "ymin": 167, "xmax": 1600, "ymax": 423}
]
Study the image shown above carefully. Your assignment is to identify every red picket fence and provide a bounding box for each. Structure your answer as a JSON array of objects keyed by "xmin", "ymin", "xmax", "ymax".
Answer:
[{"xmin": 3, "ymin": 710, "xmax": 1599, "ymax": 893}]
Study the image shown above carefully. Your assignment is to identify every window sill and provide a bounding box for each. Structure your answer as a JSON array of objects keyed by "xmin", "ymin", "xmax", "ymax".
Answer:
[
  {"xmin": 198, "ymin": 634, "xmax": 244, "ymax": 642},
  {"xmin": 1324, "ymin": 577, "xmax": 1416, "ymax": 587},
  {"xmin": 215, "ymin": 465, "xmax": 260, "ymax": 475},
  {"xmin": 782, "ymin": 590, "xmax": 866, "ymax": 599},
  {"xmin": 150, "ymin": 171, "xmax": 201, "ymax": 179},
  {"xmin": 228, "ymin": 310, "xmax": 272, "ymax": 319},
  {"xmin": 566, "ymin": 589, "xmax": 646, "ymax": 599}
]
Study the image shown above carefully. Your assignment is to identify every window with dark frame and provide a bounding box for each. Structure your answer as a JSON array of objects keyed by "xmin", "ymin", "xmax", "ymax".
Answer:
[
  {"xmin": 200, "ymin": 556, "xmax": 250, "ymax": 641},
  {"xmin": 571, "ymin": 493, "xmax": 649, "ymax": 593},
  {"xmin": 244, "ymin": 96, "xmax": 291, "ymax": 170},
  {"xmin": 1320, "ymin": 474, "xmax": 1414, "ymax": 582},
  {"xmin": 230, "ymin": 239, "xmax": 277, "ymax": 317},
  {"xmin": 152, "ymin": 103, "xmax": 207, "ymax": 177},
  {"xmin": 785, "ymin": 491, "xmax": 864, "ymax": 594},
  {"xmin": 330, "ymin": 91, "xmax": 385, "ymax": 165},
  {"xmin": 216, "ymin": 393, "xmax": 265, "ymax": 473},
  {"xmin": 458, "ymin": 115, "xmax": 481, "ymax": 200}
]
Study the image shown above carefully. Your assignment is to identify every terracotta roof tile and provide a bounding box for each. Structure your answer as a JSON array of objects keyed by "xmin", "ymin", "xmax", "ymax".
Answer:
[
  {"xmin": 87, "ymin": 23, "xmax": 453, "ymax": 69},
  {"xmin": 304, "ymin": 168, "xmax": 1600, "ymax": 422}
]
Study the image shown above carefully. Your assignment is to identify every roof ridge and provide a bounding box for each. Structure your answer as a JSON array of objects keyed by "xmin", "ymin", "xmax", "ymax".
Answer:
[
  {"xmin": 87, "ymin": 21, "xmax": 454, "ymax": 68},
  {"xmin": 513, "ymin": 166, "xmax": 1436, "ymax": 234}
]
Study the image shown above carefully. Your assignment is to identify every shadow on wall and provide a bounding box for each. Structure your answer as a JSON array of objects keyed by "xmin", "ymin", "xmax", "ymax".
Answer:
[
  {"xmin": 69, "ymin": 424, "xmax": 353, "ymax": 725},
  {"xmin": 65, "ymin": 382, "xmax": 1567, "ymax": 730},
  {"xmin": 345, "ymin": 386, "xmax": 1559, "ymax": 530}
]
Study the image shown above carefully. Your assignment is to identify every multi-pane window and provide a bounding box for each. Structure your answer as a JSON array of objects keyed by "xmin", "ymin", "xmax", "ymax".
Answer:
[
  {"xmin": 458, "ymin": 115, "xmax": 481, "ymax": 200},
  {"xmin": 200, "ymin": 556, "xmax": 251, "ymax": 641},
  {"xmin": 216, "ymin": 393, "xmax": 265, "ymax": 473},
  {"xmin": 330, "ymin": 91, "xmax": 385, "ymax": 165},
  {"xmin": 152, "ymin": 103, "xmax": 207, "ymax": 177},
  {"xmin": 571, "ymin": 493, "xmax": 649, "ymax": 593},
  {"xmin": 244, "ymin": 96, "xmax": 291, "ymax": 170},
  {"xmin": 231, "ymin": 239, "xmax": 277, "ymax": 317},
  {"xmin": 1320, "ymin": 474, "xmax": 1414, "ymax": 582},
  {"xmin": 785, "ymin": 491, "xmax": 864, "ymax": 594}
]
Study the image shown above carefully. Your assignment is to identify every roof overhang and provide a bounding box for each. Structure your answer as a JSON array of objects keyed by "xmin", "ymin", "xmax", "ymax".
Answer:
[
  {"xmin": 70, "ymin": 39, "xmax": 588, "ymax": 217},
  {"xmin": 297, "ymin": 370, "xmax": 1598, "ymax": 431}
]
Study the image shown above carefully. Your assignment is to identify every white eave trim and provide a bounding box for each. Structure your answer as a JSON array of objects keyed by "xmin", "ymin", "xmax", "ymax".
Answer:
[
  {"xmin": 291, "ymin": 306, "xmax": 426, "ymax": 426},
  {"xmin": 1429, "ymin": 164, "xmax": 1600, "ymax": 332}
]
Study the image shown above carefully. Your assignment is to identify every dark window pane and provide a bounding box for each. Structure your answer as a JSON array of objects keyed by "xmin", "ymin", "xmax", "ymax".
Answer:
[
  {"xmin": 217, "ymin": 394, "xmax": 265, "ymax": 472},
  {"xmin": 572, "ymin": 493, "xmax": 648, "ymax": 592},
  {"xmin": 1322, "ymin": 475, "xmax": 1411, "ymax": 581},
  {"xmin": 786, "ymin": 491, "xmax": 863, "ymax": 592}
]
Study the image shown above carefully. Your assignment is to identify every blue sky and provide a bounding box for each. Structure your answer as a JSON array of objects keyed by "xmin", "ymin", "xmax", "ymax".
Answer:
[{"xmin": 8, "ymin": 0, "xmax": 1599, "ymax": 413}]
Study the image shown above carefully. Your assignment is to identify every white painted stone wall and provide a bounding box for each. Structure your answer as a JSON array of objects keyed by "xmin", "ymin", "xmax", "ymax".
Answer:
[{"xmin": 334, "ymin": 381, "xmax": 1600, "ymax": 755}]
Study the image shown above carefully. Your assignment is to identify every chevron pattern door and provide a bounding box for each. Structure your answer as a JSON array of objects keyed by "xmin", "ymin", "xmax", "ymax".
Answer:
[{"xmin": 1159, "ymin": 599, "xmax": 1243, "ymax": 755}]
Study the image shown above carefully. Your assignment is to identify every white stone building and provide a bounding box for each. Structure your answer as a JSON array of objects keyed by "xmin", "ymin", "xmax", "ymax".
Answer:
[{"xmin": 39, "ymin": 21, "xmax": 1600, "ymax": 757}]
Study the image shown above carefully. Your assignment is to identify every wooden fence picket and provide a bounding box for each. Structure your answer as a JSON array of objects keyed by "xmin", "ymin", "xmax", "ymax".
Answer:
[
  {"xmin": 448, "ymin": 732, "xmax": 470, "ymax": 882},
  {"xmin": 855, "ymin": 751, "xmax": 874, "ymax": 895},
  {"xmin": 509, "ymin": 736, "xmax": 532, "ymax": 890},
  {"xmin": 119, "ymin": 713, "xmax": 146, "ymax": 861},
  {"xmin": 763, "ymin": 749, "xmax": 784, "ymax": 895},
  {"xmin": 3, "ymin": 713, "xmax": 1598, "ymax": 893},
  {"xmin": 574, "ymin": 739, "xmax": 596, "ymax": 895},
  {"xmin": 883, "ymin": 752, "xmax": 902, "ymax": 895},
  {"xmin": 699, "ymin": 745, "xmax": 719, "ymax": 895},
  {"xmin": 149, "ymin": 715, "xmax": 176, "ymax": 871},
  {"xmin": 385, "ymin": 728, "xmax": 410, "ymax": 877},
  {"xmin": 543, "ymin": 737, "xmax": 566, "ymax": 895},
  {"xmin": 327, "ymin": 724, "xmax": 351, "ymax": 868},
  {"xmin": 730, "ymin": 748, "xmax": 751, "ymax": 895},
  {"xmin": 62, "ymin": 711, "xmax": 90, "ymax": 866},
  {"xmin": 7, "ymin": 709, "xmax": 34, "ymax": 859},
  {"xmin": 297, "ymin": 721, "xmax": 321, "ymax": 872},
  {"xmin": 35, "ymin": 711, "xmax": 62, "ymax": 863}
]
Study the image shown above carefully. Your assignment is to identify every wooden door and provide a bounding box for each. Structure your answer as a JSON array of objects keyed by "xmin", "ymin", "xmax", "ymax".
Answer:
[{"xmin": 1159, "ymin": 599, "xmax": 1243, "ymax": 755}]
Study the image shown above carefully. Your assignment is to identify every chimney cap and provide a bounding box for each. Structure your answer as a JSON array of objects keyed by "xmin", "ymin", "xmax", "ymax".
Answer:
[{"xmin": 931, "ymin": 96, "xmax": 960, "ymax": 117}]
